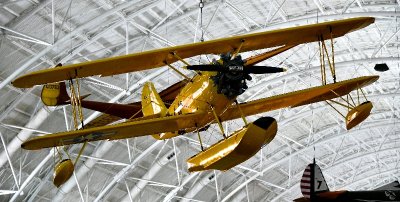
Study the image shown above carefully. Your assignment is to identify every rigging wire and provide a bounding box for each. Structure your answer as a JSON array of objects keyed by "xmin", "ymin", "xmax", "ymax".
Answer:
[{"xmin": 199, "ymin": 0, "xmax": 205, "ymax": 42}]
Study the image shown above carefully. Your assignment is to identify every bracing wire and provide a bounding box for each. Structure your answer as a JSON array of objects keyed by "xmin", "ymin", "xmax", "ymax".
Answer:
[{"xmin": 199, "ymin": 0, "xmax": 204, "ymax": 42}]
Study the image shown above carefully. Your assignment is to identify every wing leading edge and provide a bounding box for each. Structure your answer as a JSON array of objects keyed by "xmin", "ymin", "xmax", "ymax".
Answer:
[
  {"xmin": 22, "ymin": 112, "xmax": 206, "ymax": 150},
  {"xmin": 13, "ymin": 17, "xmax": 374, "ymax": 88}
]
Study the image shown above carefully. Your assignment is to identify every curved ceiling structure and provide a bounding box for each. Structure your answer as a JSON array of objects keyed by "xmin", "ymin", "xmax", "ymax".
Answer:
[{"xmin": 0, "ymin": 0, "xmax": 399, "ymax": 201}]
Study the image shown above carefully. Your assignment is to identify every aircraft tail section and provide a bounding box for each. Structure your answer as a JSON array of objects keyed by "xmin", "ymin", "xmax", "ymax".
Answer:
[
  {"xmin": 141, "ymin": 82, "xmax": 168, "ymax": 117},
  {"xmin": 300, "ymin": 160, "xmax": 330, "ymax": 199},
  {"xmin": 142, "ymin": 82, "xmax": 178, "ymax": 140},
  {"xmin": 41, "ymin": 82, "xmax": 70, "ymax": 106}
]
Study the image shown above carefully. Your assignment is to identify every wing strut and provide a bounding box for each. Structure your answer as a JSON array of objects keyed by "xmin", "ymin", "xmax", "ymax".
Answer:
[
  {"xmin": 318, "ymin": 28, "xmax": 337, "ymax": 84},
  {"xmin": 235, "ymin": 100, "xmax": 248, "ymax": 125},
  {"xmin": 231, "ymin": 39, "xmax": 245, "ymax": 59},
  {"xmin": 325, "ymin": 86, "xmax": 374, "ymax": 130},
  {"xmin": 170, "ymin": 51, "xmax": 191, "ymax": 66},
  {"xmin": 164, "ymin": 61, "xmax": 191, "ymax": 82},
  {"xmin": 195, "ymin": 124, "xmax": 204, "ymax": 151},
  {"xmin": 211, "ymin": 105, "xmax": 227, "ymax": 139}
]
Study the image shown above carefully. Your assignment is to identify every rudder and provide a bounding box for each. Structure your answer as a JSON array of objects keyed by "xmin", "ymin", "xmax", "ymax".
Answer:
[
  {"xmin": 300, "ymin": 160, "xmax": 330, "ymax": 200},
  {"xmin": 142, "ymin": 82, "xmax": 177, "ymax": 140},
  {"xmin": 141, "ymin": 82, "xmax": 168, "ymax": 117}
]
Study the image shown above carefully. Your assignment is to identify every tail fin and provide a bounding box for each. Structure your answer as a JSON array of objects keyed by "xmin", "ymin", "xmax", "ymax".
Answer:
[
  {"xmin": 300, "ymin": 161, "xmax": 329, "ymax": 199},
  {"xmin": 142, "ymin": 82, "xmax": 177, "ymax": 140},
  {"xmin": 41, "ymin": 82, "xmax": 70, "ymax": 106},
  {"xmin": 141, "ymin": 82, "xmax": 168, "ymax": 117}
]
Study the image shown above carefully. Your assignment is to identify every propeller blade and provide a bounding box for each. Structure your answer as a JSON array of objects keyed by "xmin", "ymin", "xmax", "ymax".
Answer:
[
  {"xmin": 186, "ymin": 65, "xmax": 224, "ymax": 71},
  {"xmin": 244, "ymin": 66, "xmax": 286, "ymax": 74}
]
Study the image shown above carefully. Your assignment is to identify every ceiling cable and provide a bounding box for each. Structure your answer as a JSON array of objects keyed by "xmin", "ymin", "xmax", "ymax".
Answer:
[{"xmin": 199, "ymin": 0, "xmax": 204, "ymax": 42}]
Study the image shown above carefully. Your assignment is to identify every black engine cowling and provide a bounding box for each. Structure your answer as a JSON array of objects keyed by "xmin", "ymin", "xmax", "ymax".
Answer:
[{"xmin": 211, "ymin": 54, "xmax": 252, "ymax": 99}]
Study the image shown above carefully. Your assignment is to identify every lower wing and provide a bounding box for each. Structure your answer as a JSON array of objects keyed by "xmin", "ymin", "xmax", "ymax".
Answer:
[
  {"xmin": 220, "ymin": 76, "xmax": 379, "ymax": 121},
  {"xmin": 22, "ymin": 112, "xmax": 206, "ymax": 150}
]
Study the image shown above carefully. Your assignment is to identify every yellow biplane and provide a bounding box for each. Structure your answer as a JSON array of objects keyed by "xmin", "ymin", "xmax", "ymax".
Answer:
[{"xmin": 12, "ymin": 17, "xmax": 378, "ymax": 186}]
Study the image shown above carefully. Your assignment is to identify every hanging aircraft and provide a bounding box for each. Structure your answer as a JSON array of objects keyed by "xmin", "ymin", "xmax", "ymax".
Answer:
[
  {"xmin": 12, "ymin": 17, "xmax": 378, "ymax": 187},
  {"xmin": 295, "ymin": 160, "xmax": 400, "ymax": 202}
]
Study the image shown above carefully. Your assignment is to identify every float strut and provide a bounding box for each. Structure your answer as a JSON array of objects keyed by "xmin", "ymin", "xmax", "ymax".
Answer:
[
  {"xmin": 211, "ymin": 105, "xmax": 226, "ymax": 139},
  {"xmin": 235, "ymin": 100, "xmax": 247, "ymax": 125},
  {"xmin": 195, "ymin": 124, "xmax": 204, "ymax": 151},
  {"xmin": 74, "ymin": 141, "xmax": 87, "ymax": 165}
]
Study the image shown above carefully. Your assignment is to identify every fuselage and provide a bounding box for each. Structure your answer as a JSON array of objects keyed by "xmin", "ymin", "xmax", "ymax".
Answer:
[
  {"xmin": 168, "ymin": 72, "xmax": 232, "ymax": 116},
  {"xmin": 155, "ymin": 72, "xmax": 235, "ymax": 139}
]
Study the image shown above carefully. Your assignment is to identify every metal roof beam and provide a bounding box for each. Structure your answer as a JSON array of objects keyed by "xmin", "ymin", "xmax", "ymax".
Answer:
[
  {"xmin": 121, "ymin": 150, "xmax": 177, "ymax": 201},
  {"xmin": 93, "ymin": 141, "xmax": 162, "ymax": 201},
  {"xmin": 0, "ymin": 0, "xmax": 150, "ymax": 92}
]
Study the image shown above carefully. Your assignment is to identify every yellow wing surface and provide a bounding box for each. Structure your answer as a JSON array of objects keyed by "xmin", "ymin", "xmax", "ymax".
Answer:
[
  {"xmin": 22, "ymin": 76, "xmax": 378, "ymax": 150},
  {"xmin": 84, "ymin": 114, "xmax": 122, "ymax": 129},
  {"xmin": 220, "ymin": 76, "xmax": 379, "ymax": 121},
  {"xmin": 22, "ymin": 112, "xmax": 206, "ymax": 150},
  {"xmin": 12, "ymin": 17, "xmax": 374, "ymax": 88}
]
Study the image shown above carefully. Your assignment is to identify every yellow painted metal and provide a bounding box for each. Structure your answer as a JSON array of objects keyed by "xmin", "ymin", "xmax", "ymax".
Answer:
[
  {"xmin": 231, "ymin": 39, "xmax": 245, "ymax": 59},
  {"xmin": 346, "ymin": 101, "xmax": 373, "ymax": 130},
  {"xmin": 325, "ymin": 101, "xmax": 346, "ymax": 119},
  {"xmin": 84, "ymin": 114, "xmax": 121, "ymax": 129},
  {"xmin": 211, "ymin": 105, "xmax": 226, "ymax": 139},
  {"xmin": 170, "ymin": 52, "xmax": 191, "ymax": 66},
  {"xmin": 12, "ymin": 17, "xmax": 375, "ymax": 88},
  {"xmin": 142, "ymin": 82, "xmax": 168, "ymax": 117},
  {"xmin": 41, "ymin": 82, "xmax": 62, "ymax": 106},
  {"xmin": 21, "ymin": 112, "xmax": 207, "ymax": 150},
  {"xmin": 166, "ymin": 63, "xmax": 191, "ymax": 81},
  {"xmin": 187, "ymin": 117, "xmax": 277, "ymax": 172},
  {"xmin": 328, "ymin": 99, "xmax": 353, "ymax": 109},
  {"xmin": 220, "ymin": 76, "xmax": 379, "ymax": 122},
  {"xmin": 330, "ymin": 32, "xmax": 336, "ymax": 82},
  {"xmin": 74, "ymin": 141, "xmax": 87, "ymax": 165},
  {"xmin": 21, "ymin": 75, "xmax": 378, "ymax": 150},
  {"xmin": 167, "ymin": 72, "xmax": 231, "ymax": 117},
  {"xmin": 321, "ymin": 39, "xmax": 335, "ymax": 82},
  {"xmin": 196, "ymin": 128, "xmax": 204, "ymax": 151},
  {"xmin": 244, "ymin": 44, "xmax": 296, "ymax": 66},
  {"xmin": 53, "ymin": 159, "xmax": 74, "ymax": 187}
]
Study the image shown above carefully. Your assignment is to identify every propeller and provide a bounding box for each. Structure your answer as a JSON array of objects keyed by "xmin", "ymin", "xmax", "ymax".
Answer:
[
  {"xmin": 186, "ymin": 53, "xmax": 286, "ymax": 98},
  {"xmin": 186, "ymin": 53, "xmax": 286, "ymax": 74}
]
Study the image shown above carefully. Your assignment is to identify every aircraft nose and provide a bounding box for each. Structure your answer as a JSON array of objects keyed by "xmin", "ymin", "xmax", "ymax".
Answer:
[{"xmin": 253, "ymin": 116, "xmax": 277, "ymax": 129}]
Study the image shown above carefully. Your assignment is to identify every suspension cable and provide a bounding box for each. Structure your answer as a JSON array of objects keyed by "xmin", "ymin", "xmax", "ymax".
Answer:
[{"xmin": 199, "ymin": 0, "xmax": 204, "ymax": 42}]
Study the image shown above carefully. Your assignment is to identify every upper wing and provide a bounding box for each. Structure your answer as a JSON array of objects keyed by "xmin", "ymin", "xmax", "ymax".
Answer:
[
  {"xmin": 22, "ymin": 112, "xmax": 206, "ymax": 150},
  {"xmin": 13, "ymin": 17, "xmax": 374, "ymax": 88},
  {"xmin": 220, "ymin": 76, "xmax": 379, "ymax": 121}
]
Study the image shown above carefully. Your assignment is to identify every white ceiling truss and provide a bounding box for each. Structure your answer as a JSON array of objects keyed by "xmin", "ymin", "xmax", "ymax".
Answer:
[{"xmin": 0, "ymin": 0, "xmax": 400, "ymax": 201}]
